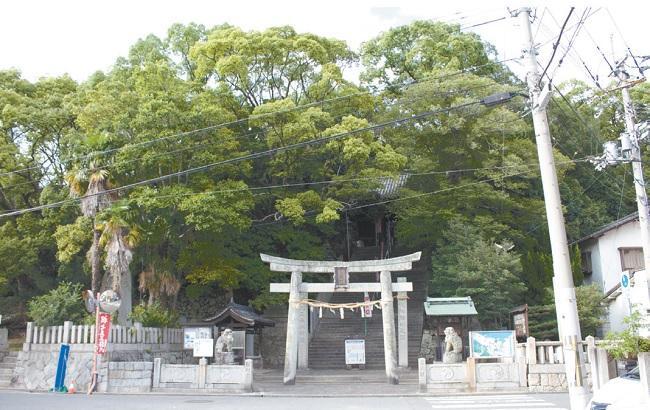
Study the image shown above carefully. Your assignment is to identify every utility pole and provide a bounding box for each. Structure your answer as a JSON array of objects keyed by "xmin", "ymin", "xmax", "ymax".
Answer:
[
  {"xmin": 513, "ymin": 8, "xmax": 589, "ymax": 409},
  {"xmin": 618, "ymin": 67, "xmax": 650, "ymax": 307}
]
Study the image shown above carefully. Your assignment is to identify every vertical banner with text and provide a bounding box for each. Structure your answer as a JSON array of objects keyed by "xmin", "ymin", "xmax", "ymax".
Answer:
[{"xmin": 95, "ymin": 312, "xmax": 111, "ymax": 355}]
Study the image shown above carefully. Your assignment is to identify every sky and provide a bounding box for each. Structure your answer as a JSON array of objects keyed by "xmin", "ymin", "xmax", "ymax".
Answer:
[{"xmin": 1, "ymin": 0, "xmax": 648, "ymax": 87}]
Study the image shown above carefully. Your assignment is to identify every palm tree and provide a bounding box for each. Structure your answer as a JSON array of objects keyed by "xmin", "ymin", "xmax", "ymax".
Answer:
[
  {"xmin": 65, "ymin": 163, "xmax": 112, "ymax": 293},
  {"xmin": 97, "ymin": 203, "xmax": 140, "ymax": 325},
  {"xmin": 138, "ymin": 263, "xmax": 181, "ymax": 306}
]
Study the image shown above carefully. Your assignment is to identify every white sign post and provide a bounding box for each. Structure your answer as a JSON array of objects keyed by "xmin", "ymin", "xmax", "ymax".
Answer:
[
  {"xmin": 345, "ymin": 339, "xmax": 366, "ymax": 368},
  {"xmin": 193, "ymin": 338, "xmax": 214, "ymax": 358}
]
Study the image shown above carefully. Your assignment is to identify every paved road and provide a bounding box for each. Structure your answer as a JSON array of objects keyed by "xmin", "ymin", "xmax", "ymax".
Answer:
[{"xmin": 0, "ymin": 391, "xmax": 570, "ymax": 410}]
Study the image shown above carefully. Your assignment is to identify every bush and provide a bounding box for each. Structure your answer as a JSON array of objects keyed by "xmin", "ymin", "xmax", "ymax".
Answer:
[
  {"xmin": 27, "ymin": 282, "xmax": 87, "ymax": 326},
  {"xmin": 603, "ymin": 311, "xmax": 650, "ymax": 359},
  {"xmin": 129, "ymin": 302, "xmax": 179, "ymax": 327}
]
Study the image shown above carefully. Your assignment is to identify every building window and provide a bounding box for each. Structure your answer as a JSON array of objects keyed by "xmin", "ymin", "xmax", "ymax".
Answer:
[
  {"xmin": 581, "ymin": 252, "xmax": 592, "ymax": 275},
  {"xmin": 619, "ymin": 247, "xmax": 645, "ymax": 271}
]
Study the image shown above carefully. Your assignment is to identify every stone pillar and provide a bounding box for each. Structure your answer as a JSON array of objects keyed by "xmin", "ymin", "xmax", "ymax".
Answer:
[
  {"xmin": 24, "ymin": 322, "xmax": 33, "ymax": 352},
  {"xmin": 526, "ymin": 337, "xmax": 537, "ymax": 364},
  {"xmin": 380, "ymin": 270, "xmax": 399, "ymax": 384},
  {"xmin": 397, "ymin": 277, "xmax": 408, "ymax": 368},
  {"xmin": 153, "ymin": 358, "xmax": 162, "ymax": 388},
  {"xmin": 467, "ymin": 357, "xmax": 477, "ymax": 389},
  {"xmin": 197, "ymin": 357, "xmax": 207, "ymax": 389},
  {"xmin": 0, "ymin": 327, "xmax": 8, "ymax": 351},
  {"xmin": 418, "ymin": 357, "xmax": 427, "ymax": 392},
  {"xmin": 244, "ymin": 359, "xmax": 254, "ymax": 392},
  {"xmin": 63, "ymin": 321, "xmax": 72, "ymax": 344},
  {"xmin": 283, "ymin": 271, "xmax": 302, "ymax": 385},
  {"xmin": 586, "ymin": 336, "xmax": 600, "ymax": 391},
  {"xmin": 298, "ymin": 291, "xmax": 309, "ymax": 370},
  {"xmin": 596, "ymin": 347, "xmax": 611, "ymax": 387},
  {"xmin": 638, "ymin": 352, "xmax": 650, "ymax": 404}
]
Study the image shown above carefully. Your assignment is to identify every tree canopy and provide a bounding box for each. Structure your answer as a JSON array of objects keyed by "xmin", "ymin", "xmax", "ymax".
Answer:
[{"xmin": 0, "ymin": 20, "xmax": 636, "ymax": 331}]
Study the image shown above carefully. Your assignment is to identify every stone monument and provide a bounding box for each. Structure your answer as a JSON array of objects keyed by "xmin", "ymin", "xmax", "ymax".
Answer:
[
  {"xmin": 214, "ymin": 328, "xmax": 235, "ymax": 365},
  {"xmin": 442, "ymin": 327, "xmax": 463, "ymax": 363}
]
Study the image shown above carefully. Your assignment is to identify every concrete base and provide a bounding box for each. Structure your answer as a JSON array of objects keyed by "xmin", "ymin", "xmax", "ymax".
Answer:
[{"xmin": 214, "ymin": 352, "xmax": 235, "ymax": 365}]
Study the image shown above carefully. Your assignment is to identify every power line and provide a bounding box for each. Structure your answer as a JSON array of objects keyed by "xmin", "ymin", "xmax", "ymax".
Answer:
[
  {"xmin": 253, "ymin": 158, "xmax": 588, "ymax": 228},
  {"xmin": 0, "ymin": 82, "xmax": 509, "ymax": 194},
  {"xmin": 538, "ymin": 7, "xmax": 575, "ymax": 88},
  {"xmin": 546, "ymin": 7, "xmax": 589, "ymax": 85},
  {"xmin": 537, "ymin": 8, "xmax": 604, "ymax": 89},
  {"xmin": 460, "ymin": 16, "xmax": 506, "ymax": 30},
  {"xmin": 605, "ymin": 8, "xmax": 644, "ymax": 75}
]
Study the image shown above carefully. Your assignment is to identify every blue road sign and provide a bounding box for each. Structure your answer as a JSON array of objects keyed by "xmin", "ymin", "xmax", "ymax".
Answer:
[{"xmin": 621, "ymin": 273, "xmax": 630, "ymax": 289}]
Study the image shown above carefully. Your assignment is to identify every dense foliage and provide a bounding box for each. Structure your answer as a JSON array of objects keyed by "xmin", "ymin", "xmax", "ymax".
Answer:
[
  {"xmin": 1, "ymin": 19, "xmax": 645, "ymax": 331},
  {"xmin": 129, "ymin": 302, "xmax": 179, "ymax": 328},
  {"xmin": 27, "ymin": 282, "xmax": 87, "ymax": 326},
  {"xmin": 603, "ymin": 312, "xmax": 650, "ymax": 359}
]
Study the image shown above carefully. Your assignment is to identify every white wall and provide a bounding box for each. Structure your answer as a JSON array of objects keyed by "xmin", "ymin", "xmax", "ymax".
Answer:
[{"xmin": 582, "ymin": 219, "xmax": 650, "ymax": 337}]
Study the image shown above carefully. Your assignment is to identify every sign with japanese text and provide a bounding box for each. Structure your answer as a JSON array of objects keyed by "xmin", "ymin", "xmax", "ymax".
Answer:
[
  {"xmin": 95, "ymin": 312, "xmax": 111, "ymax": 355},
  {"xmin": 363, "ymin": 292, "xmax": 372, "ymax": 318},
  {"xmin": 183, "ymin": 327, "xmax": 212, "ymax": 350},
  {"xmin": 345, "ymin": 339, "xmax": 365, "ymax": 365}
]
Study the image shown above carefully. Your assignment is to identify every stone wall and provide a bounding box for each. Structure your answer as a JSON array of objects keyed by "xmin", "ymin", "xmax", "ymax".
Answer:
[
  {"xmin": 419, "ymin": 330, "xmax": 436, "ymax": 362},
  {"xmin": 260, "ymin": 305, "xmax": 288, "ymax": 369},
  {"xmin": 12, "ymin": 343, "xmax": 185, "ymax": 391},
  {"xmin": 152, "ymin": 358, "xmax": 253, "ymax": 392},
  {"xmin": 526, "ymin": 363, "xmax": 593, "ymax": 392},
  {"xmin": 98, "ymin": 361, "xmax": 153, "ymax": 393}
]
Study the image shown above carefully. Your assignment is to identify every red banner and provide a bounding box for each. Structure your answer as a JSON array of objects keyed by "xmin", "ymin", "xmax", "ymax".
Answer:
[{"xmin": 95, "ymin": 312, "xmax": 111, "ymax": 355}]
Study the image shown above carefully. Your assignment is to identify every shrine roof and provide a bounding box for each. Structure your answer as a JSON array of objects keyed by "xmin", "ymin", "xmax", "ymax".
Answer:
[
  {"xmin": 203, "ymin": 302, "xmax": 275, "ymax": 327},
  {"xmin": 424, "ymin": 297, "xmax": 478, "ymax": 316}
]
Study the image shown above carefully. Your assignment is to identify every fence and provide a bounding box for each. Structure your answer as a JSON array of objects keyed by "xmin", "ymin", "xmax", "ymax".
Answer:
[
  {"xmin": 24, "ymin": 321, "xmax": 182, "ymax": 348},
  {"xmin": 518, "ymin": 336, "xmax": 602, "ymax": 365}
]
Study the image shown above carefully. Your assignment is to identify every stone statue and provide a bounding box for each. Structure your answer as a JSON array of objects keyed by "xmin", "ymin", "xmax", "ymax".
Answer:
[
  {"xmin": 215, "ymin": 328, "xmax": 234, "ymax": 353},
  {"xmin": 442, "ymin": 326, "xmax": 463, "ymax": 363}
]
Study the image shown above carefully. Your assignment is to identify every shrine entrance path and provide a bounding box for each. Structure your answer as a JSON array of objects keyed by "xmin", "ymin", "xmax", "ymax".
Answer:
[{"xmin": 253, "ymin": 368, "xmax": 422, "ymax": 396}]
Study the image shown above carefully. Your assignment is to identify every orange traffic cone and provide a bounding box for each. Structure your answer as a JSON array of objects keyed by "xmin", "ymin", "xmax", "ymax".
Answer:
[{"xmin": 68, "ymin": 381, "xmax": 76, "ymax": 394}]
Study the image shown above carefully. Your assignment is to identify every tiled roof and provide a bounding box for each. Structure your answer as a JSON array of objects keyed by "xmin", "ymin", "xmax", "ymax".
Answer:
[
  {"xmin": 574, "ymin": 212, "xmax": 639, "ymax": 244},
  {"xmin": 423, "ymin": 297, "xmax": 478, "ymax": 316}
]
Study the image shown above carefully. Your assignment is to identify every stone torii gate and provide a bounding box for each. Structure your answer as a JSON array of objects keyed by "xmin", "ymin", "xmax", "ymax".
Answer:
[{"xmin": 262, "ymin": 252, "xmax": 421, "ymax": 385}]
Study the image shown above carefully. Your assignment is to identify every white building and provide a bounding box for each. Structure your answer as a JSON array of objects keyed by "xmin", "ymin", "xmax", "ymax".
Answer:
[{"xmin": 577, "ymin": 212, "xmax": 650, "ymax": 337}]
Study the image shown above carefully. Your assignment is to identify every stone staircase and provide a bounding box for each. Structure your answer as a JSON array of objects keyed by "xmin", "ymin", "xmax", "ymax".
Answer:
[
  {"xmin": 307, "ymin": 247, "xmax": 428, "ymax": 369},
  {"xmin": 0, "ymin": 351, "xmax": 18, "ymax": 388}
]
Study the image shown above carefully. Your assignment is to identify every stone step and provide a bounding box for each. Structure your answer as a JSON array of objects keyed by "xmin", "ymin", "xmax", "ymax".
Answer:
[
  {"xmin": 0, "ymin": 363, "xmax": 15, "ymax": 369},
  {"xmin": 0, "ymin": 368, "xmax": 13, "ymax": 377},
  {"xmin": 1, "ymin": 357, "xmax": 17, "ymax": 363}
]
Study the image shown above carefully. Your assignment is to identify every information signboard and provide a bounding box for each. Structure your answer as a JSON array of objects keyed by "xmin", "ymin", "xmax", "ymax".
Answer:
[
  {"xmin": 469, "ymin": 330, "xmax": 515, "ymax": 359},
  {"xmin": 345, "ymin": 339, "xmax": 366, "ymax": 365},
  {"xmin": 183, "ymin": 327, "xmax": 212, "ymax": 350},
  {"xmin": 193, "ymin": 338, "xmax": 214, "ymax": 357}
]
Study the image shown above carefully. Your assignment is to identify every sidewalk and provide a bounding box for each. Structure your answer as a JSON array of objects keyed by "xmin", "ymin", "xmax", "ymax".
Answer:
[{"xmin": 251, "ymin": 368, "xmax": 529, "ymax": 397}]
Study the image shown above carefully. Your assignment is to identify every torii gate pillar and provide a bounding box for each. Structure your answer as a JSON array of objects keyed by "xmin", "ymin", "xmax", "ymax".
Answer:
[
  {"xmin": 283, "ymin": 271, "xmax": 301, "ymax": 384},
  {"xmin": 380, "ymin": 270, "xmax": 398, "ymax": 384}
]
